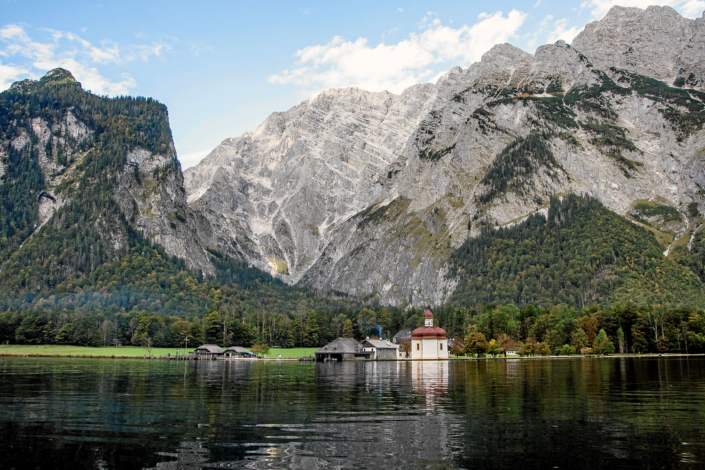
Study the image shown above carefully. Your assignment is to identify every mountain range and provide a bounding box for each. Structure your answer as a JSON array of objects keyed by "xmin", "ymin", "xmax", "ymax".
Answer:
[{"xmin": 2, "ymin": 5, "xmax": 705, "ymax": 312}]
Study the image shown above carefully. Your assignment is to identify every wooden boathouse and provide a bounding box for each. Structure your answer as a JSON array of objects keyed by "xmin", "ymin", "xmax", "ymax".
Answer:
[
  {"xmin": 224, "ymin": 346, "xmax": 256, "ymax": 358},
  {"xmin": 191, "ymin": 345, "xmax": 225, "ymax": 360},
  {"xmin": 314, "ymin": 338, "xmax": 373, "ymax": 362},
  {"xmin": 361, "ymin": 339, "xmax": 399, "ymax": 360}
]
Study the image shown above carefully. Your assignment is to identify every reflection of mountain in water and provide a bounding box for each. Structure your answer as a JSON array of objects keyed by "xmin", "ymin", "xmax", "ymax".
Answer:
[
  {"xmin": 149, "ymin": 361, "xmax": 460, "ymax": 469},
  {"xmin": 0, "ymin": 358, "xmax": 704, "ymax": 469}
]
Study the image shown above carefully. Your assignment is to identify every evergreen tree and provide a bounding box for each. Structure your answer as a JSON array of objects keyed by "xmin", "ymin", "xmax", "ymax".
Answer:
[
  {"xmin": 303, "ymin": 309, "xmax": 320, "ymax": 347},
  {"xmin": 342, "ymin": 319, "xmax": 355, "ymax": 338},
  {"xmin": 204, "ymin": 310, "xmax": 223, "ymax": 345}
]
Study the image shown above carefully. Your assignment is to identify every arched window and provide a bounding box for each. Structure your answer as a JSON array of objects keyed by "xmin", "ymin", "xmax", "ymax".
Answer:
[
  {"xmin": 416, "ymin": 343, "xmax": 420, "ymax": 350},
  {"xmin": 440, "ymin": 343, "xmax": 443, "ymax": 350}
]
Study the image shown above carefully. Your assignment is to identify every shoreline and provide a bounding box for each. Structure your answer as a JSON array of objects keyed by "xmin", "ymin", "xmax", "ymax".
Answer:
[{"xmin": 1, "ymin": 352, "xmax": 703, "ymax": 361}]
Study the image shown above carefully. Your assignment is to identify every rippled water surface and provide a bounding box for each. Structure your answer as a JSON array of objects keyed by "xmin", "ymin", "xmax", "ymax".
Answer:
[{"xmin": 0, "ymin": 357, "xmax": 704, "ymax": 469}]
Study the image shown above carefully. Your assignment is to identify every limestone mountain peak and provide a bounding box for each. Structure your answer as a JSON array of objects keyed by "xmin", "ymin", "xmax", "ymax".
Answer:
[{"xmin": 8, "ymin": 68, "xmax": 80, "ymax": 94}]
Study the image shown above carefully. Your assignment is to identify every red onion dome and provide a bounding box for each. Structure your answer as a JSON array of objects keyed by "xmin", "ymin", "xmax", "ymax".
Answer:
[
  {"xmin": 411, "ymin": 326, "xmax": 447, "ymax": 339},
  {"xmin": 423, "ymin": 310, "xmax": 434, "ymax": 319},
  {"xmin": 433, "ymin": 327, "xmax": 447, "ymax": 339}
]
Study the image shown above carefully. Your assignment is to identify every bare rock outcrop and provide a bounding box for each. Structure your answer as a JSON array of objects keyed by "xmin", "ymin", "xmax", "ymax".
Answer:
[{"xmin": 185, "ymin": 6, "xmax": 705, "ymax": 305}]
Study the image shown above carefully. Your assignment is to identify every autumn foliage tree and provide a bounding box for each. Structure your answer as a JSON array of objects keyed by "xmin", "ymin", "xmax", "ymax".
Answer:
[
  {"xmin": 399, "ymin": 339, "xmax": 411, "ymax": 357},
  {"xmin": 251, "ymin": 344, "xmax": 270, "ymax": 356},
  {"xmin": 342, "ymin": 319, "xmax": 355, "ymax": 338},
  {"xmin": 578, "ymin": 316, "xmax": 599, "ymax": 344},
  {"xmin": 449, "ymin": 337, "xmax": 465, "ymax": 356},
  {"xmin": 570, "ymin": 328, "xmax": 589, "ymax": 350},
  {"xmin": 464, "ymin": 332, "xmax": 489, "ymax": 357}
]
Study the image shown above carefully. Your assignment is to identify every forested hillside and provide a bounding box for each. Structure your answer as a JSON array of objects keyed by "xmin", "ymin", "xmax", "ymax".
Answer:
[
  {"xmin": 449, "ymin": 195, "xmax": 705, "ymax": 308},
  {"xmin": 0, "ymin": 69, "xmax": 174, "ymax": 293},
  {"xmin": 0, "ymin": 70, "xmax": 360, "ymax": 320},
  {"xmin": 2, "ymin": 70, "xmax": 705, "ymax": 357}
]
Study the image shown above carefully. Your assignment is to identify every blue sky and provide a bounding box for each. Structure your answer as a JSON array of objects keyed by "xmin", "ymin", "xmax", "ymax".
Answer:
[{"xmin": 2, "ymin": 0, "xmax": 704, "ymax": 168}]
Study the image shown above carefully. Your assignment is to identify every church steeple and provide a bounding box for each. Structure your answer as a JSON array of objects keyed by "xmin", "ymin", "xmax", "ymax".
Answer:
[{"xmin": 424, "ymin": 310, "xmax": 433, "ymax": 327}]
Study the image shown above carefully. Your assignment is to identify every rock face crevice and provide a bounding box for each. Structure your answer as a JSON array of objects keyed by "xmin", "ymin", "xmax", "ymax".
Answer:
[{"xmin": 184, "ymin": 6, "xmax": 705, "ymax": 305}]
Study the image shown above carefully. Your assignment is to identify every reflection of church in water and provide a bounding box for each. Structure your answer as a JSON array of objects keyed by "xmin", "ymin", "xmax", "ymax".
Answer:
[
  {"xmin": 412, "ymin": 360, "xmax": 450, "ymax": 415},
  {"xmin": 153, "ymin": 360, "xmax": 458, "ymax": 468}
]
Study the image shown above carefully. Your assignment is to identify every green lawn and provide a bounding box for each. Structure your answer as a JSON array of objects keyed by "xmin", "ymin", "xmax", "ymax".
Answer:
[
  {"xmin": 262, "ymin": 348, "xmax": 317, "ymax": 358},
  {"xmin": 0, "ymin": 345, "xmax": 192, "ymax": 357},
  {"xmin": 0, "ymin": 344, "xmax": 318, "ymax": 358}
]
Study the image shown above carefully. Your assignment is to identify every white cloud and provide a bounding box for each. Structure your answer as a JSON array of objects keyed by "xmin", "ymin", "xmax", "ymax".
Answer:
[
  {"xmin": 0, "ymin": 60, "xmax": 32, "ymax": 89},
  {"xmin": 581, "ymin": 0, "xmax": 704, "ymax": 19},
  {"xmin": 526, "ymin": 14, "xmax": 553, "ymax": 50},
  {"xmin": 534, "ymin": 0, "xmax": 542, "ymax": 7},
  {"xmin": 179, "ymin": 149, "xmax": 211, "ymax": 169},
  {"xmin": 681, "ymin": 0, "xmax": 705, "ymax": 16},
  {"xmin": 417, "ymin": 12, "xmax": 439, "ymax": 29},
  {"xmin": 0, "ymin": 23, "xmax": 174, "ymax": 95},
  {"xmin": 546, "ymin": 18, "xmax": 584, "ymax": 44},
  {"xmin": 1, "ymin": 24, "xmax": 29, "ymax": 41},
  {"xmin": 269, "ymin": 10, "xmax": 528, "ymax": 94},
  {"xmin": 398, "ymin": 7, "xmax": 403, "ymax": 13},
  {"xmin": 189, "ymin": 41, "xmax": 212, "ymax": 57},
  {"xmin": 129, "ymin": 43, "xmax": 171, "ymax": 61}
]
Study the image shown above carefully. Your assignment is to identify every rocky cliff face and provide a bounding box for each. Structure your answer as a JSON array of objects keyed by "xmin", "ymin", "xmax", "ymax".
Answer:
[
  {"xmin": 186, "ymin": 5, "xmax": 705, "ymax": 305},
  {"xmin": 572, "ymin": 6, "xmax": 705, "ymax": 88},
  {"xmin": 115, "ymin": 144, "xmax": 213, "ymax": 276},
  {"xmin": 184, "ymin": 85, "xmax": 435, "ymax": 282},
  {"xmin": 0, "ymin": 68, "xmax": 212, "ymax": 286}
]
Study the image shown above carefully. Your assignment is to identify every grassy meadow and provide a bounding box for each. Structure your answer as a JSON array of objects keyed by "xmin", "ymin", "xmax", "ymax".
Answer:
[
  {"xmin": 0, "ymin": 345, "xmax": 190, "ymax": 357},
  {"xmin": 0, "ymin": 344, "xmax": 317, "ymax": 358},
  {"xmin": 263, "ymin": 348, "xmax": 317, "ymax": 358}
]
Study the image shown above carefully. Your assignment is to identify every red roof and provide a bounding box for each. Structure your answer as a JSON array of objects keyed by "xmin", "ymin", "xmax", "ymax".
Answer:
[
  {"xmin": 412, "ymin": 326, "xmax": 447, "ymax": 339},
  {"xmin": 423, "ymin": 309, "xmax": 434, "ymax": 319}
]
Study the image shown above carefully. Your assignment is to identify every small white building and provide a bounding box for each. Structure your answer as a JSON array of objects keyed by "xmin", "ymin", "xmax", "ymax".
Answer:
[
  {"xmin": 361, "ymin": 339, "xmax": 399, "ymax": 360},
  {"xmin": 411, "ymin": 310, "xmax": 449, "ymax": 360}
]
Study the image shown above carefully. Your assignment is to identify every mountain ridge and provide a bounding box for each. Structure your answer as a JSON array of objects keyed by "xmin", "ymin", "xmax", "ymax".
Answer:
[
  {"xmin": 3, "ymin": 5, "xmax": 705, "ymax": 311},
  {"xmin": 183, "ymin": 5, "xmax": 705, "ymax": 306}
]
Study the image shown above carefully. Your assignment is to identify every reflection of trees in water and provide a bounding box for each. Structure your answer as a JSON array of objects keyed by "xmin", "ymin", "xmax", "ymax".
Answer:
[
  {"xmin": 1, "ymin": 358, "xmax": 705, "ymax": 469},
  {"xmin": 443, "ymin": 358, "xmax": 705, "ymax": 469},
  {"xmin": 149, "ymin": 361, "xmax": 459, "ymax": 468}
]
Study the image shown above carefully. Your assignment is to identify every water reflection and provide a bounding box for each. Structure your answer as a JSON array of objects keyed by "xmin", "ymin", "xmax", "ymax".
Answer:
[
  {"xmin": 411, "ymin": 360, "xmax": 449, "ymax": 415},
  {"xmin": 0, "ymin": 357, "xmax": 703, "ymax": 469}
]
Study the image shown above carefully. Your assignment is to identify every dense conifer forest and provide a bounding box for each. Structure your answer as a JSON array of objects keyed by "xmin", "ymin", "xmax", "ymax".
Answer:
[
  {"xmin": 0, "ymin": 70, "xmax": 361, "ymax": 340},
  {"xmin": 450, "ymin": 195, "xmax": 705, "ymax": 308},
  {"xmin": 1, "ymin": 71, "xmax": 705, "ymax": 357}
]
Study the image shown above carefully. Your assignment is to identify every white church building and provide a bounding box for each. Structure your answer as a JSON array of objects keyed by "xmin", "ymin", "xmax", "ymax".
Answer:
[{"xmin": 411, "ymin": 310, "xmax": 449, "ymax": 359}]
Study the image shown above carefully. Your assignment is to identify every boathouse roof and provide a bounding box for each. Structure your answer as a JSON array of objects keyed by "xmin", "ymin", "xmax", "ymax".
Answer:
[
  {"xmin": 393, "ymin": 330, "xmax": 412, "ymax": 344},
  {"xmin": 194, "ymin": 345, "xmax": 225, "ymax": 354},
  {"xmin": 315, "ymin": 338, "xmax": 363, "ymax": 355},
  {"xmin": 362, "ymin": 339, "xmax": 397, "ymax": 349}
]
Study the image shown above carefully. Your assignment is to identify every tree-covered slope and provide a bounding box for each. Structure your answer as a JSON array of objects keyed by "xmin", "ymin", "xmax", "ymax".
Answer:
[
  {"xmin": 0, "ymin": 69, "xmax": 357, "ymax": 317},
  {"xmin": 449, "ymin": 194, "xmax": 705, "ymax": 308},
  {"xmin": 0, "ymin": 69, "xmax": 176, "ymax": 290}
]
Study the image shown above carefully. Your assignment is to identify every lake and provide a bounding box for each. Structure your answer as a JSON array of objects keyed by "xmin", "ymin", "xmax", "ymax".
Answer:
[{"xmin": 0, "ymin": 357, "xmax": 703, "ymax": 469}]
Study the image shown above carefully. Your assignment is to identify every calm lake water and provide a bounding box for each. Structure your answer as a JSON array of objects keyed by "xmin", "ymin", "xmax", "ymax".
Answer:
[{"xmin": 0, "ymin": 357, "xmax": 703, "ymax": 469}]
